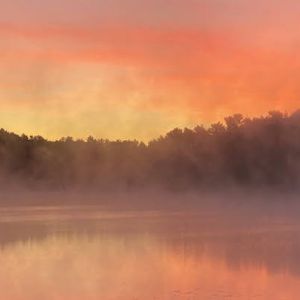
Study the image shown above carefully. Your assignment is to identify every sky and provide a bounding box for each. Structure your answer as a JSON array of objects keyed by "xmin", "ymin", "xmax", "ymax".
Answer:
[{"xmin": 1, "ymin": 0, "xmax": 300, "ymax": 140}]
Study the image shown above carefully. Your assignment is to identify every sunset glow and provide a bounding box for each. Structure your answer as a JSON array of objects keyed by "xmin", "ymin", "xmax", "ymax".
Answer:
[{"xmin": 1, "ymin": 0, "xmax": 300, "ymax": 140}]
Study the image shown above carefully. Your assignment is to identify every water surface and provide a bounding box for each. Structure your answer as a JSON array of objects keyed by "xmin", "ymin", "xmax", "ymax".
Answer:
[{"xmin": 0, "ymin": 205, "xmax": 299, "ymax": 300}]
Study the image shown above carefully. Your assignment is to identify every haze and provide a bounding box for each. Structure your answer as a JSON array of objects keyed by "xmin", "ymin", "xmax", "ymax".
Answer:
[{"xmin": 1, "ymin": 0, "xmax": 300, "ymax": 140}]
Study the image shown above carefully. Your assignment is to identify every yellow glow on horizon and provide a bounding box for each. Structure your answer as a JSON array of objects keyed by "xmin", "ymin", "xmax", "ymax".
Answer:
[{"xmin": 1, "ymin": 12, "xmax": 300, "ymax": 140}]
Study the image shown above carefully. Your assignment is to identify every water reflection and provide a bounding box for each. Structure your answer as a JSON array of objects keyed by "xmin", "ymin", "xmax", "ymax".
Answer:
[{"xmin": 0, "ymin": 207, "xmax": 299, "ymax": 299}]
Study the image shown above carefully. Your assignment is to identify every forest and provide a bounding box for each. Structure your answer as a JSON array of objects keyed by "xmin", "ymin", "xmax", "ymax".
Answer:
[{"xmin": 1, "ymin": 110, "xmax": 300, "ymax": 191}]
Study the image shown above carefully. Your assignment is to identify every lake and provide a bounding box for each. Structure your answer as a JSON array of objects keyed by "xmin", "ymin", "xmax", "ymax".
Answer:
[{"xmin": 0, "ymin": 204, "xmax": 299, "ymax": 300}]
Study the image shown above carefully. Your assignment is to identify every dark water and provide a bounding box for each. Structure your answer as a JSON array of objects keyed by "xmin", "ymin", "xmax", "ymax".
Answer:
[{"xmin": 0, "ymin": 205, "xmax": 299, "ymax": 300}]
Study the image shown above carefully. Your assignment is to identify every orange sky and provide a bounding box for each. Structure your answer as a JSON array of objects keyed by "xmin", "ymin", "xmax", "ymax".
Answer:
[{"xmin": 1, "ymin": 0, "xmax": 300, "ymax": 140}]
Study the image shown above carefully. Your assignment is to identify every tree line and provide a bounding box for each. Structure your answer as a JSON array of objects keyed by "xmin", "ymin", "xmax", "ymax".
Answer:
[{"xmin": 1, "ymin": 110, "xmax": 300, "ymax": 190}]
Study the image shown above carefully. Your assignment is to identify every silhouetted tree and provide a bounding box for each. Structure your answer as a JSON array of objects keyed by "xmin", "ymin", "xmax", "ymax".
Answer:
[{"xmin": 0, "ymin": 110, "xmax": 299, "ymax": 191}]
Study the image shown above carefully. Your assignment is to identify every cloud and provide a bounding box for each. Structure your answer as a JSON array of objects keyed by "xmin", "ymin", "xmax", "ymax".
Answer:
[{"xmin": 1, "ymin": 0, "xmax": 300, "ymax": 140}]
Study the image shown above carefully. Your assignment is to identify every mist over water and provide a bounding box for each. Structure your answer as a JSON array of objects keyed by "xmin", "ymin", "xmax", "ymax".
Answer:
[
  {"xmin": 0, "ymin": 192, "xmax": 300, "ymax": 299},
  {"xmin": 0, "ymin": 111, "xmax": 300, "ymax": 298},
  {"xmin": 2, "ymin": 0, "xmax": 300, "ymax": 295}
]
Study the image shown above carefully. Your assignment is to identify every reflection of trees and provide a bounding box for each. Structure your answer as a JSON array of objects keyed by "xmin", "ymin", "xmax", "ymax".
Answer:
[
  {"xmin": 166, "ymin": 229, "xmax": 300, "ymax": 278},
  {"xmin": 1, "ymin": 110, "xmax": 300, "ymax": 189},
  {"xmin": 1, "ymin": 212, "xmax": 300, "ymax": 278}
]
